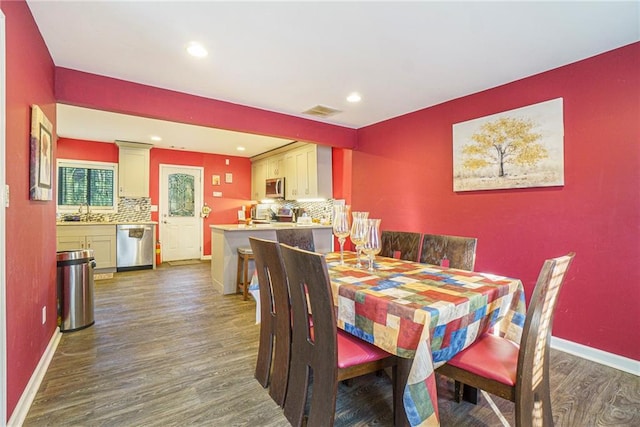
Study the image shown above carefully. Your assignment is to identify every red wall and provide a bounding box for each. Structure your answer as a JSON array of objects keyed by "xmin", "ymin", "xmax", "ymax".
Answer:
[
  {"xmin": 353, "ymin": 43, "xmax": 640, "ymax": 360},
  {"xmin": 2, "ymin": 0, "xmax": 57, "ymax": 418},
  {"xmin": 56, "ymin": 138, "xmax": 252, "ymax": 257},
  {"xmin": 56, "ymin": 137, "xmax": 118, "ymax": 162},
  {"xmin": 55, "ymin": 68, "xmax": 358, "ymax": 150}
]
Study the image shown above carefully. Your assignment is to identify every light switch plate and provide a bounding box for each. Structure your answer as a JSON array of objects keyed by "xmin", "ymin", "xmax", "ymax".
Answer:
[
  {"xmin": 213, "ymin": 191, "xmax": 222, "ymax": 197},
  {"xmin": 150, "ymin": 205, "xmax": 158, "ymax": 212}
]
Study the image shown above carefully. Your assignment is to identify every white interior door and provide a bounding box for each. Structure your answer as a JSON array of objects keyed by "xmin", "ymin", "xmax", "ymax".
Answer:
[{"xmin": 159, "ymin": 164, "xmax": 203, "ymax": 262}]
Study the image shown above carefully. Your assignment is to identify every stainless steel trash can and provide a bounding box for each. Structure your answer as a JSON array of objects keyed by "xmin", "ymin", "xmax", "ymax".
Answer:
[{"xmin": 56, "ymin": 250, "xmax": 96, "ymax": 332}]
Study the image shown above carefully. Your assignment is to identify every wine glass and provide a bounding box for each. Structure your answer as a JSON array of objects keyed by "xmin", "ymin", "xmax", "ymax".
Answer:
[
  {"xmin": 332, "ymin": 205, "xmax": 351, "ymax": 265},
  {"xmin": 362, "ymin": 219, "xmax": 382, "ymax": 272},
  {"xmin": 350, "ymin": 211, "xmax": 369, "ymax": 268}
]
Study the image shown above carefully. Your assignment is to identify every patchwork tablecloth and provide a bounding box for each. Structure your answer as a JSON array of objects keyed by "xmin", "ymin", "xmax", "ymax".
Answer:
[{"xmin": 325, "ymin": 252, "xmax": 525, "ymax": 427}]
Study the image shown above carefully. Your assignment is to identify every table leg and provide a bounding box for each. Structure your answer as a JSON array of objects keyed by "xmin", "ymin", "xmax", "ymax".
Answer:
[{"xmin": 394, "ymin": 357, "xmax": 411, "ymax": 427}]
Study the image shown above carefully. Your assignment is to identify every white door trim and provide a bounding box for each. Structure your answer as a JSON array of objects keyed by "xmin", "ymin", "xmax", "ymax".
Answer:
[
  {"xmin": 158, "ymin": 164, "xmax": 204, "ymax": 260},
  {"xmin": 1, "ymin": 10, "xmax": 8, "ymax": 425}
]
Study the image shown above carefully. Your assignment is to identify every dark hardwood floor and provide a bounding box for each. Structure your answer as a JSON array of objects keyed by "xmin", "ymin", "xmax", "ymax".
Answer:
[{"xmin": 24, "ymin": 261, "xmax": 639, "ymax": 426}]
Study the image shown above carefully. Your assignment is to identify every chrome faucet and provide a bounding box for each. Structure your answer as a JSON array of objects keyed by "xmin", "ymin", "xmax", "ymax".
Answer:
[{"xmin": 78, "ymin": 203, "xmax": 91, "ymax": 218}]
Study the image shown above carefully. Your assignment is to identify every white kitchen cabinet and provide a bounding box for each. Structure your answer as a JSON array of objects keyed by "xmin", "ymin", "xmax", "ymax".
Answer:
[
  {"xmin": 284, "ymin": 144, "xmax": 332, "ymax": 200},
  {"xmin": 57, "ymin": 225, "xmax": 117, "ymax": 271},
  {"xmin": 266, "ymin": 154, "xmax": 285, "ymax": 178},
  {"xmin": 116, "ymin": 141, "xmax": 152, "ymax": 197},
  {"xmin": 251, "ymin": 159, "xmax": 267, "ymax": 201}
]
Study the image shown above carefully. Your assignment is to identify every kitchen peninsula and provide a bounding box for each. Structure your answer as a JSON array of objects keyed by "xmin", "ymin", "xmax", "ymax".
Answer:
[{"xmin": 210, "ymin": 223, "xmax": 333, "ymax": 295}]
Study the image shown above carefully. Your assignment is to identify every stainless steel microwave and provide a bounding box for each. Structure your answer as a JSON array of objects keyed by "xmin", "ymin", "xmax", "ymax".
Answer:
[{"xmin": 265, "ymin": 178, "xmax": 285, "ymax": 199}]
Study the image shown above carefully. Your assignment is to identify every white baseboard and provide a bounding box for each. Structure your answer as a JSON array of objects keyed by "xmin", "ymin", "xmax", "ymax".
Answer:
[
  {"xmin": 201, "ymin": 255, "xmax": 211, "ymax": 260},
  {"xmin": 7, "ymin": 328, "xmax": 62, "ymax": 427},
  {"xmin": 551, "ymin": 336, "xmax": 640, "ymax": 376}
]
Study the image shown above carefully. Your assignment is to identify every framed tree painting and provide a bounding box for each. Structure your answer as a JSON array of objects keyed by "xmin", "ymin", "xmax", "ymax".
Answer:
[
  {"xmin": 30, "ymin": 105, "xmax": 53, "ymax": 200},
  {"xmin": 452, "ymin": 98, "xmax": 564, "ymax": 192}
]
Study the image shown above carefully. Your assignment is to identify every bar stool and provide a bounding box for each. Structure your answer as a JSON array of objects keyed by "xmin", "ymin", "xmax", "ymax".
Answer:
[{"xmin": 236, "ymin": 247, "xmax": 254, "ymax": 300}]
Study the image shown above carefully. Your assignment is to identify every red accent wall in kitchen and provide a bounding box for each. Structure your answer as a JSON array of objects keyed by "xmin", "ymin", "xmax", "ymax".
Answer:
[
  {"xmin": 2, "ymin": 0, "xmax": 57, "ymax": 418},
  {"xmin": 353, "ymin": 43, "xmax": 640, "ymax": 360},
  {"xmin": 149, "ymin": 148, "xmax": 251, "ymax": 255},
  {"xmin": 56, "ymin": 138, "xmax": 250, "ymax": 257},
  {"xmin": 56, "ymin": 137, "xmax": 118, "ymax": 162}
]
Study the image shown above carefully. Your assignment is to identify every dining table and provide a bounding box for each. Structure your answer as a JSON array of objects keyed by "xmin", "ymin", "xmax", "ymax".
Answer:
[
  {"xmin": 250, "ymin": 250, "xmax": 526, "ymax": 426},
  {"xmin": 327, "ymin": 251, "xmax": 525, "ymax": 426}
]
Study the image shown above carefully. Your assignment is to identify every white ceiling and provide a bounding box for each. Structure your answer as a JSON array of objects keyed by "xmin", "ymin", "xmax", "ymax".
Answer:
[
  {"xmin": 56, "ymin": 104, "xmax": 295, "ymax": 158},
  {"xmin": 28, "ymin": 1, "xmax": 639, "ymax": 157}
]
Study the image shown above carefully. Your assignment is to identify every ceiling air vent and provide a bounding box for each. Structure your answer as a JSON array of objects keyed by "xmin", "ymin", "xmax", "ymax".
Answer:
[{"xmin": 302, "ymin": 105, "xmax": 342, "ymax": 118}]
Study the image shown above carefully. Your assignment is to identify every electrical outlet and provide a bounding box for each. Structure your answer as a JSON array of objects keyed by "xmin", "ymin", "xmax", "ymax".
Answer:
[{"xmin": 42, "ymin": 306, "xmax": 46, "ymax": 324}]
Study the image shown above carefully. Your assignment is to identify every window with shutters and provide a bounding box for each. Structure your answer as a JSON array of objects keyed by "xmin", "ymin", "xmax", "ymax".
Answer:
[{"xmin": 57, "ymin": 159, "xmax": 118, "ymax": 213}]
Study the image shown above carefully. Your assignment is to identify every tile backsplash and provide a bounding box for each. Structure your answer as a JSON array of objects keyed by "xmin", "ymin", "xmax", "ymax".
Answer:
[
  {"xmin": 271, "ymin": 199, "xmax": 335, "ymax": 223},
  {"xmin": 112, "ymin": 197, "xmax": 152, "ymax": 222},
  {"xmin": 67, "ymin": 197, "xmax": 152, "ymax": 223}
]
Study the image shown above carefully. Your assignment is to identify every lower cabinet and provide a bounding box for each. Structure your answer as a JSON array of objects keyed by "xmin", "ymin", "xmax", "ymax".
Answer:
[{"xmin": 57, "ymin": 225, "xmax": 117, "ymax": 270}]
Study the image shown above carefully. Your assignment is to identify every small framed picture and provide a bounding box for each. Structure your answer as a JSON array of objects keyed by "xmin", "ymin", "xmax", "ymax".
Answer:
[
  {"xmin": 212, "ymin": 175, "xmax": 221, "ymax": 186},
  {"xmin": 225, "ymin": 173, "xmax": 233, "ymax": 183},
  {"xmin": 30, "ymin": 105, "xmax": 53, "ymax": 200}
]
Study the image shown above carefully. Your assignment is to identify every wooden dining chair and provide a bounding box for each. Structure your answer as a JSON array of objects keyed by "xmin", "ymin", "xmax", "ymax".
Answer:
[
  {"xmin": 275, "ymin": 228, "xmax": 315, "ymax": 252},
  {"xmin": 279, "ymin": 244, "xmax": 398, "ymax": 427},
  {"xmin": 248, "ymin": 237, "xmax": 291, "ymax": 407},
  {"xmin": 380, "ymin": 231, "xmax": 422, "ymax": 262},
  {"xmin": 436, "ymin": 252, "xmax": 575, "ymax": 427},
  {"xmin": 420, "ymin": 233, "xmax": 478, "ymax": 270}
]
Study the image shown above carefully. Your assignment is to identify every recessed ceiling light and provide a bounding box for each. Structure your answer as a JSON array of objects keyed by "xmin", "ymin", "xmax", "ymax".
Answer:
[
  {"xmin": 237, "ymin": 146, "xmax": 246, "ymax": 151},
  {"xmin": 186, "ymin": 41, "xmax": 208, "ymax": 58},
  {"xmin": 347, "ymin": 92, "xmax": 362, "ymax": 103},
  {"xmin": 150, "ymin": 135, "xmax": 162, "ymax": 142}
]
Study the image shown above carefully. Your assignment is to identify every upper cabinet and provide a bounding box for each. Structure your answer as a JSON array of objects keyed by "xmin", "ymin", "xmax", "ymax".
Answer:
[
  {"xmin": 284, "ymin": 144, "xmax": 332, "ymax": 200},
  {"xmin": 116, "ymin": 141, "xmax": 152, "ymax": 198},
  {"xmin": 266, "ymin": 154, "xmax": 285, "ymax": 179},
  {"xmin": 251, "ymin": 159, "xmax": 267, "ymax": 201},
  {"xmin": 251, "ymin": 142, "xmax": 332, "ymax": 201}
]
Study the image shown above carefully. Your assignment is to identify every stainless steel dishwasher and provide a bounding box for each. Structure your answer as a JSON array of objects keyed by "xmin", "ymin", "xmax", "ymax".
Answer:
[{"xmin": 116, "ymin": 224, "xmax": 154, "ymax": 271}]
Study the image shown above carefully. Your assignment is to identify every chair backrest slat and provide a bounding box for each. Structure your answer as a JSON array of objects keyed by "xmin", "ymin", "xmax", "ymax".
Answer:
[
  {"xmin": 249, "ymin": 237, "xmax": 292, "ymax": 407},
  {"xmin": 517, "ymin": 252, "xmax": 575, "ymax": 423},
  {"xmin": 380, "ymin": 231, "xmax": 422, "ymax": 262},
  {"xmin": 280, "ymin": 243, "xmax": 339, "ymax": 426},
  {"xmin": 276, "ymin": 228, "xmax": 316, "ymax": 252},
  {"xmin": 420, "ymin": 234, "xmax": 478, "ymax": 271}
]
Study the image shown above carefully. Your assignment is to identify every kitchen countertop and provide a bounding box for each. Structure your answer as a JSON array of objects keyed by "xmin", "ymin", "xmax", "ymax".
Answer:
[
  {"xmin": 56, "ymin": 221, "xmax": 158, "ymax": 226},
  {"xmin": 210, "ymin": 222, "xmax": 334, "ymax": 294},
  {"xmin": 210, "ymin": 223, "xmax": 332, "ymax": 232}
]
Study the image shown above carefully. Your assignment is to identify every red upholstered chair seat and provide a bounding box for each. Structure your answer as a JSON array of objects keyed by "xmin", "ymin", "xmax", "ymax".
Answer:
[
  {"xmin": 309, "ymin": 327, "xmax": 393, "ymax": 368},
  {"xmin": 446, "ymin": 333, "xmax": 519, "ymax": 386},
  {"xmin": 337, "ymin": 329, "xmax": 392, "ymax": 368}
]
